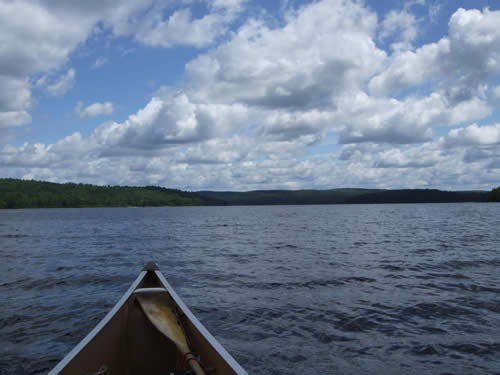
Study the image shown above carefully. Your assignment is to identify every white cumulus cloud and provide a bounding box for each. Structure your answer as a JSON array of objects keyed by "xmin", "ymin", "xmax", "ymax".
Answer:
[
  {"xmin": 90, "ymin": 92, "xmax": 248, "ymax": 152},
  {"xmin": 379, "ymin": 10, "xmax": 418, "ymax": 51},
  {"xmin": 370, "ymin": 7, "xmax": 500, "ymax": 98},
  {"xmin": 92, "ymin": 58, "xmax": 107, "ymax": 69},
  {"xmin": 1, "ymin": 0, "xmax": 500, "ymax": 190},
  {"xmin": 444, "ymin": 123, "xmax": 500, "ymax": 147},
  {"xmin": 0, "ymin": 111, "xmax": 32, "ymax": 129},
  {"xmin": 76, "ymin": 102, "xmax": 114, "ymax": 119},
  {"xmin": 110, "ymin": 0, "xmax": 246, "ymax": 48},
  {"xmin": 0, "ymin": 0, "xmax": 246, "ymax": 132},
  {"xmin": 46, "ymin": 68, "xmax": 76, "ymax": 96}
]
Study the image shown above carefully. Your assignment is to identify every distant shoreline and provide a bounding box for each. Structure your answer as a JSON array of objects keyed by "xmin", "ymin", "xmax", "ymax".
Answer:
[{"xmin": 0, "ymin": 178, "xmax": 498, "ymax": 209}]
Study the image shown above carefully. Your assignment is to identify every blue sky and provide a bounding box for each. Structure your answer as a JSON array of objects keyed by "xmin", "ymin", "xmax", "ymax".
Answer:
[{"xmin": 1, "ymin": 0, "xmax": 499, "ymax": 190}]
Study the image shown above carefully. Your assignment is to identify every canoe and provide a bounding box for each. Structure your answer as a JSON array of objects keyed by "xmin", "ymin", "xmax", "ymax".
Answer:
[{"xmin": 49, "ymin": 262, "xmax": 247, "ymax": 375}]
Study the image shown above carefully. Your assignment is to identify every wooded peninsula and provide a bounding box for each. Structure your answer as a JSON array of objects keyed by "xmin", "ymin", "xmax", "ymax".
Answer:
[{"xmin": 0, "ymin": 178, "xmax": 498, "ymax": 209}]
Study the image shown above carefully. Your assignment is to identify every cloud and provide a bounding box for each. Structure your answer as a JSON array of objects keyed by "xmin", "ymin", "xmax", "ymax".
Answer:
[
  {"xmin": 369, "ymin": 39, "xmax": 449, "ymax": 96},
  {"xmin": 334, "ymin": 137, "xmax": 499, "ymax": 189},
  {"xmin": 180, "ymin": 0, "xmax": 388, "ymax": 144},
  {"xmin": 1, "ymin": 0, "xmax": 500, "ymax": 191},
  {"xmin": 130, "ymin": 8, "xmax": 234, "ymax": 48},
  {"xmin": 90, "ymin": 92, "xmax": 248, "ymax": 151},
  {"xmin": 212, "ymin": 0, "xmax": 247, "ymax": 11},
  {"xmin": 0, "ymin": 2, "xmax": 92, "ymax": 77},
  {"xmin": 176, "ymin": 136, "xmax": 252, "ymax": 164},
  {"xmin": 0, "ymin": 111, "xmax": 32, "ymax": 129},
  {"xmin": 76, "ymin": 101, "xmax": 114, "ymax": 119},
  {"xmin": 428, "ymin": 0, "xmax": 444, "ymax": 23},
  {"xmin": 370, "ymin": 8, "xmax": 500, "ymax": 98},
  {"xmin": 0, "ymin": 76, "xmax": 32, "ymax": 128},
  {"xmin": 463, "ymin": 147, "xmax": 500, "ymax": 164},
  {"xmin": 373, "ymin": 147, "xmax": 438, "ymax": 168},
  {"xmin": 443, "ymin": 123, "xmax": 500, "ymax": 147},
  {"xmin": 109, "ymin": 0, "xmax": 247, "ymax": 48},
  {"xmin": 257, "ymin": 109, "xmax": 331, "ymax": 142},
  {"xmin": 0, "ymin": 76, "xmax": 31, "ymax": 112},
  {"xmin": 379, "ymin": 10, "xmax": 418, "ymax": 51},
  {"xmin": 180, "ymin": 0, "xmax": 494, "ymax": 146},
  {"xmin": 46, "ymin": 68, "xmax": 76, "ymax": 96},
  {"xmin": 2, "ymin": 128, "xmax": 498, "ymax": 190},
  {"xmin": 0, "ymin": 0, "xmax": 90, "ymax": 128},
  {"xmin": 494, "ymin": 86, "xmax": 500, "ymax": 101},
  {"xmin": 92, "ymin": 58, "xmax": 107, "ymax": 69},
  {"xmin": 186, "ymin": 0, "xmax": 384, "ymax": 109},
  {"xmin": 0, "ymin": 0, "xmax": 246, "ymax": 131},
  {"xmin": 335, "ymin": 92, "xmax": 490, "ymax": 144}
]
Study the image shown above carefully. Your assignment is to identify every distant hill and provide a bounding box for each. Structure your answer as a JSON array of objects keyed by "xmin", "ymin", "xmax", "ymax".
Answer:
[
  {"xmin": 199, "ymin": 188, "xmax": 488, "ymax": 205},
  {"xmin": 198, "ymin": 188, "xmax": 382, "ymax": 205},
  {"xmin": 489, "ymin": 187, "xmax": 500, "ymax": 202},
  {"xmin": 0, "ymin": 178, "xmax": 492, "ymax": 209},
  {"xmin": 0, "ymin": 179, "xmax": 222, "ymax": 209},
  {"xmin": 346, "ymin": 189, "xmax": 488, "ymax": 204}
]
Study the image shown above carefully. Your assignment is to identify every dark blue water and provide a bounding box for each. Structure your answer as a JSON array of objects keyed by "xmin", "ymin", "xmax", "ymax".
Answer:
[{"xmin": 1, "ymin": 204, "xmax": 500, "ymax": 374}]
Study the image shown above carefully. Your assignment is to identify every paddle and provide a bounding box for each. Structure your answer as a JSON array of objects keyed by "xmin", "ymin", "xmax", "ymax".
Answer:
[{"xmin": 136, "ymin": 292, "xmax": 207, "ymax": 375}]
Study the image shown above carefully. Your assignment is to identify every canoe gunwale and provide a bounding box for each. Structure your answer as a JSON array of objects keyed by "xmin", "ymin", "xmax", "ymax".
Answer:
[
  {"xmin": 153, "ymin": 270, "xmax": 247, "ymax": 375},
  {"xmin": 48, "ymin": 268, "xmax": 248, "ymax": 375},
  {"xmin": 48, "ymin": 271, "xmax": 147, "ymax": 375}
]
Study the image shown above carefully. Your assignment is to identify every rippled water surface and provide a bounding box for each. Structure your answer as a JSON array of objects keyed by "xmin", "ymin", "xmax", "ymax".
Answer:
[{"xmin": 1, "ymin": 204, "xmax": 500, "ymax": 374}]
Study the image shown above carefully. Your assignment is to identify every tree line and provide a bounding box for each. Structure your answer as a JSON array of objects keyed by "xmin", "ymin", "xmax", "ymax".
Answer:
[
  {"xmin": 0, "ymin": 179, "xmax": 221, "ymax": 208},
  {"xmin": 489, "ymin": 187, "xmax": 500, "ymax": 202},
  {"xmin": 0, "ymin": 179, "xmax": 497, "ymax": 209}
]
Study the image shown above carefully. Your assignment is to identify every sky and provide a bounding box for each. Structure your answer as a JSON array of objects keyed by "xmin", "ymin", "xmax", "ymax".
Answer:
[{"xmin": 1, "ymin": 0, "xmax": 500, "ymax": 191}]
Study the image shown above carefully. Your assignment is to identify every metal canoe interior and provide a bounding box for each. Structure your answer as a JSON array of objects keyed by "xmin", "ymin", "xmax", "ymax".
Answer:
[{"xmin": 56, "ymin": 270, "xmax": 237, "ymax": 375}]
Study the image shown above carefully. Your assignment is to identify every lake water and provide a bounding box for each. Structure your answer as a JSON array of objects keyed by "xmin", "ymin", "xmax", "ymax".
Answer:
[{"xmin": 1, "ymin": 204, "xmax": 500, "ymax": 374}]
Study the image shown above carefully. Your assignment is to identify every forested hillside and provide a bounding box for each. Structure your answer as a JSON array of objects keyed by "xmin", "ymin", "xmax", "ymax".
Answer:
[
  {"xmin": 0, "ymin": 179, "xmax": 493, "ymax": 208},
  {"xmin": 489, "ymin": 187, "xmax": 500, "ymax": 202},
  {"xmin": 346, "ymin": 189, "xmax": 488, "ymax": 204},
  {"xmin": 198, "ymin": 188, "xmax": 382, "ymax": 205},
  {"xmin": 0, "ymin": 179, "xmax": 222, "ymax": 208},
  {"xmin": 199, "ymin": 188, "xmax": 488, "ymax": 205}
]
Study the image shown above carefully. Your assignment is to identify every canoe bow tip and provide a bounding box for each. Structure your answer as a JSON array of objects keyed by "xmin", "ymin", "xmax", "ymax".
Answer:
[
  {"xmin": 143, "ymin": 261, "xmax": 159, "ymax": 271},
  {"xmin": 50, "ymin": 262, "xmax": 247, "ymax": 375}
]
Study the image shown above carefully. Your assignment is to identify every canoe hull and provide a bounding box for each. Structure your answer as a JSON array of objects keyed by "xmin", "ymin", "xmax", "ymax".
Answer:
[{"xmin": 49, "ymin": 266, "xmax": 246, "ymax": 375}]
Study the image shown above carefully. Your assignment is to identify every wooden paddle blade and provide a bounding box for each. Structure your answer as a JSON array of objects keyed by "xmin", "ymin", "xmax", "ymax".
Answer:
[{"xmin": 136, "ymin": 293, "xmax": 189, "ymax": 353}]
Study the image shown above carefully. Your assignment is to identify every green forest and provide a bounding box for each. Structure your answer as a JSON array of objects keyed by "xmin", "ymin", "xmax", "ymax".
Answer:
[
  {"xmin": 0, "ymin": 179, "xmax": 496, "ymax": 208},
  {"xmin": 199, "ymin": 188, "xmax": 489, "ymax": 205},
  {"xmin": 198, "ymin": 188, "xmax": 383, "ymax": 205},
  {"xmin": 0, "ymin": 179, "xmax": 221, "ymax": 208},
  {"xmin": 489, "ymin": 187, "xmax": 500, "ymax": 202}
]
